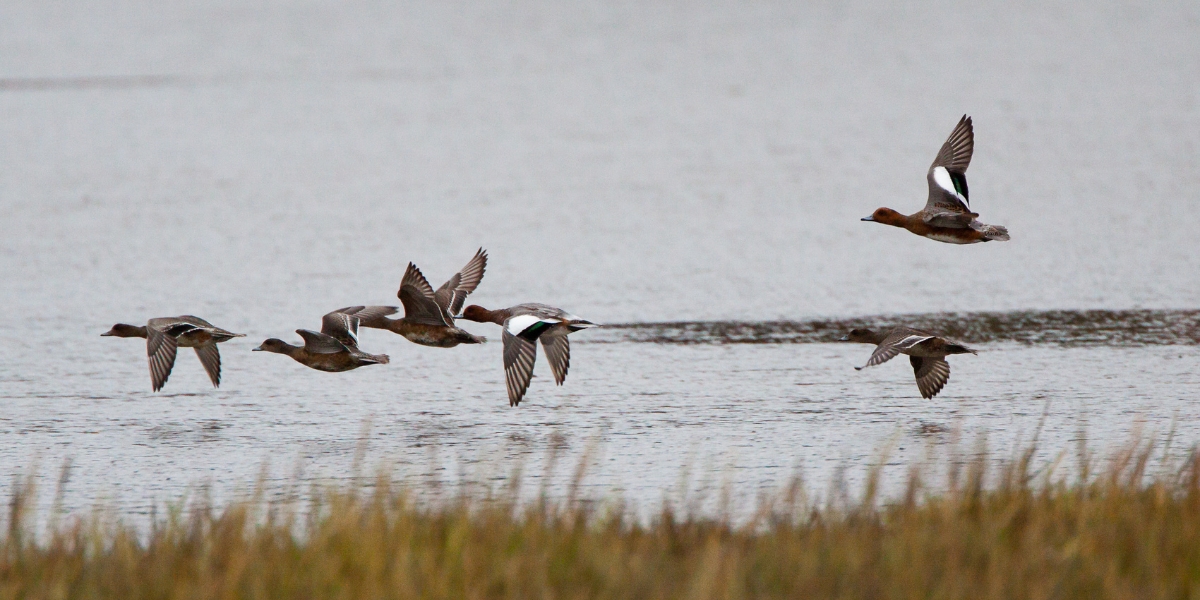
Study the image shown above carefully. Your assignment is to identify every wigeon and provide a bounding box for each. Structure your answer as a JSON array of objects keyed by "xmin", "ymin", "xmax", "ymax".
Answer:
[
  {"xmin": 862, "ymin": 115, "xmax": 1010, "ymax": 243},
  {"xmin": 459, "ymin": 303, "xmax": 597, "ymax": 406},
  {"xmin": 840, "ymin": 326, "xmax": 977, "ymax": 399},
  {"xmin": 103, "ymin": 316, "xmax": 245, "ymax": 391},
  {"xmin": 357, "ymin": 248, "xmax": 488, "ymax": 347},
  {"xmin": 253, "ymin": 308, "xmax": 389, "ymax": 372}
]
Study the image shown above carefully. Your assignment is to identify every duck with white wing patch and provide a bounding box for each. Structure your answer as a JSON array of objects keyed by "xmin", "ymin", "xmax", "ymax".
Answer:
[
  {"xmin": 459, "ymin": 303, "xmax": 598, "ymax": 406},
  {"xmin": 861, "ymin": 115, "xmax": 1010, "ymax": 244}
]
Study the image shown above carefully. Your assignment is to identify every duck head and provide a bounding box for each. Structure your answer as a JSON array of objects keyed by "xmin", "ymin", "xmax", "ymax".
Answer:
[
  {"xmin": 253, "ymin": 338, "xmax": 290, "ymax": 353},
  {"xmin": 460, "ymin": 305, "xmax": 501, "ymax": 324},
  {"xmin": 861, "ymin": 208, "xmax": 906, "ymax": 227},
  {"xmin": 102, "ymin": 323, "xmax": 147, "ymax": 338}
]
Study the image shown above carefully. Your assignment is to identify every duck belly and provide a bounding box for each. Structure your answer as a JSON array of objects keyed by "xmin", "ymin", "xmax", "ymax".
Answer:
[
  {"xmin": 402, "ymin": 325, "xmax": 480, "ymax": 348},
  {"xmin": 924, "ymin": 231, "xmax": 981, "ymax": 244},
  {"xmin": 298, "ymin": 352, "xmax": 361, "ymax": 372},
  {"xmin": 405, "ymin": 333, "xmax": 463, "ymax": 348},
  {"xmin": 174, "ymin": 330, "xmax": 214, "ymax": 347}
]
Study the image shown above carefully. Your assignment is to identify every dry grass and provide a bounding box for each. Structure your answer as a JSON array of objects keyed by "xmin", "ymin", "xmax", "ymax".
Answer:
[{"xmin": 5, "ymin": 439, "xmax": 1200, "ymax": 599}]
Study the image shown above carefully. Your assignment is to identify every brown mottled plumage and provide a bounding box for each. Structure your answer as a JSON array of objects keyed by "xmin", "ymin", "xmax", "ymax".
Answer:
[
  {"xmin": 840, "ymin": 326, "xmax": 977, "ymax": 399},
  {"xmin": 356, "ymin": 248, "xmax": 488, "ymax": 347},
  {"xmin": 253, "ymin": 308, "xmax": 389, "ymax": 372},
  {"xmin": 103, "ymin": 316, "xmax": 245, "ymax": 391}
]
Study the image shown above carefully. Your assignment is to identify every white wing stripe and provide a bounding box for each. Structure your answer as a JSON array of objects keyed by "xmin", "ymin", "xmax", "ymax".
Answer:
[
  {"xmin": 895, "ymin": 335, "xmax": 933, "ymax": 349},
  {"xmin": 931, "ymin": 166, "xmax": 965, "ymax": 201},
  {"xmin": 506, "ymin": 314, "xmax": 557, "ymax": 335}
]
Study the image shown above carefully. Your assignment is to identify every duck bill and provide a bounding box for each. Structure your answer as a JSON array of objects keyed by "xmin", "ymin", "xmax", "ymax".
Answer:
[
  {"xmin": 100, "ymin": 331, "xmax": 114, "ymax": 336},
  {"xmin": 860, "ymin": 215, "xmax": 876, "ymax": 222},
  {"xmin": 838, "ymin": 335, "xmax": 849, "ymax": 341},
  {"xmin": 251, "ymin": 346, "xmax": 265, "ymax": 351}
]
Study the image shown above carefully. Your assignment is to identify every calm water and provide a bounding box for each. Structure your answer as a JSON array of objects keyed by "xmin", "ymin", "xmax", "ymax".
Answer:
[{"xmin": 1, "ymin": 0, "xmax": 1198, "ymax": 517}]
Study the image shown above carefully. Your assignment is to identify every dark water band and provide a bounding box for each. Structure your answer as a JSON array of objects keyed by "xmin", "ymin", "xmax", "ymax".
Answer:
[{"xmin": 593, "ymin": 309, "xmax": 1200, "ymax": 347}]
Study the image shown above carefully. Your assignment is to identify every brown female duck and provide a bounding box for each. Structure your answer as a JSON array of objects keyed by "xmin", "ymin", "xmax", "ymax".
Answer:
[
  {"xmin": 862, "ymin": 115, "xmax": 1009, "ymax": 244},
  {"xmin": 102, "ymin": 316, "xmax": 245, "ymax": 391},
  {"xmin": 460, "ymin": 303, "xmax": 597, "ymax": 406},
  {"xmin": 253, "ymin": 308, "xmax": 389, "ymax": 372},
  {"xmin": 355, "ymin": 248, "xmax": 488, "ymax": 347},
  {"xmin": 840, "ymin": 326, "xmax": 977, "ymax": 399}
]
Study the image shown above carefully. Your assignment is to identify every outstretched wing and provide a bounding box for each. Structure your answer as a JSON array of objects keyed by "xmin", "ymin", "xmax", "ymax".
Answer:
[
  {"xmin": 321, "ymin": 309, "xmax": 362, "ymax": 348},
  {"xmin": 335, "ymin": 305, "xmax": 399, "ymax": 329},
  {"xmin": 398, "ymin": 262, "xmax": 436, "ymax": 297},
  {"xmin": 434, "ymin": 248, "xmax": 488, "ymax": 317},
  {"xmin": 177, "ymin": 315, "xmax": 216, "ymax": 329},
  {"xmin": 929, "ymin": 114, "xmax": 974, "ymax": 174},
  {"xmin": 296, "ymin": 329, "xmax": 349, "ymax": 354},
  {"xmin": 146, "ymin": 328, "xmax": 179, "ymax": 392},
  {"xmin": 863, "ymin": 327, "xmax": 934, "ymax": 368},
  {"xmin": 923, "ymin": 115, "xmax": 977, "ymax": 228},
  {"xmin": 148, "ymin": 318, "xmax": 202, "ymax": 339},
  {"xmin": 882, "ymin": 327, "xmax": 936, "ymax": 349},
  {"xmin": 176, "ymin": 315, "xmax": 244, "ymax": 341},
  {"xmin": 194, "ymin": 345, "xmax": 222, "ymax": 388},
  {"xmin": 397, "ymin": 263, "xmax": 452, "ymax": 326},
  {"xmin": 502, "ymin": 328, "xmax": 538, "ymax": 407},
  {"xmin": 910, "ymin": 356, "xmax": 951, "ymax": 399},
  {"xmin": 540, "ymin": 331, "xmax": 571, "ymax": 386}
]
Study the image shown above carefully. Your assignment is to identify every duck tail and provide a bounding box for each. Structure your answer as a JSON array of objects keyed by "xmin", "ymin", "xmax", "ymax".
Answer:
[
  {"xmin": 372, "ymin": 353, "xmax": 390, "ymax": 365},
  {"xmin": 457, "ymin": 330, "xmax": 487, "ymax": 344},
  {"xmin": 983, "ymin": 224, "xmax": 1010, "ymax": 242}
]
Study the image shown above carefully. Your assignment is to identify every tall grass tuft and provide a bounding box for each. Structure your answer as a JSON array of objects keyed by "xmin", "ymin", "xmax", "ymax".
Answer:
[{"xmin": 5, "ymin": 439, "xmax": 1200, "ymax": 599}]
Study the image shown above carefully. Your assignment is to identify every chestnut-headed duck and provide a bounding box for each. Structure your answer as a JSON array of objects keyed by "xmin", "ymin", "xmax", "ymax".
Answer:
[
  {"xmin": 103, "ymin": 316, "xmax": 245, "ymax": 392},
  {"xmin": 459, "ymin": 303, "xmax": 597, "ymax": 406},
  {"xmin": 839, "ymin": 326, "xmax": 977, "ymax": 399},
  {"xmin": 253, "ymin": 307, "xmax": 389, "ymax": 372},
  {"xmin": 862, "ymin": 115, "xmax": 1010, "ymax": 244},
  {"xmin": 356, "ymin": 248, "xmax": 487, "ymax": 347}
]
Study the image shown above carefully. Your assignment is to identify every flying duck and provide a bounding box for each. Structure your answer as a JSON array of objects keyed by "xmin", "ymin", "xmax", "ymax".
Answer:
[
  {"xmin": 253, "ymin": 307, "xmax": 389, "ymax": 372},
  {"xmin": 459, "ymin": 303, "xmax": 597, "ymax": 406},
  {"xmin": 102, "ymin": 316, "xmax": 245, "ymax": 391},
  {"xmin": 840, "ymin": 326, "xmax": 977, "ymax": 399},
  {"xmin": 357, "ymin": 248, "xmax": 488, "ymax": 347},
  {"xmin": 862, "ymin": 115, "xmax": 1010, "ymax": 243}
]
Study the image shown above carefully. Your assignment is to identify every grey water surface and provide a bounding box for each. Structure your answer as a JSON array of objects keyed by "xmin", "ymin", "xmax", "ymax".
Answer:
[{"xmin": 1, "ymin": 0, "xmax": 1198, "ymax": 518}]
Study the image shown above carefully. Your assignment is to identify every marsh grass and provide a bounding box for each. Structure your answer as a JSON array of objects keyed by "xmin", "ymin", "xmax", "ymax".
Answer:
[{"xmin": 5, "ymin": 437, "xmax": 1200, "ymax": 599}]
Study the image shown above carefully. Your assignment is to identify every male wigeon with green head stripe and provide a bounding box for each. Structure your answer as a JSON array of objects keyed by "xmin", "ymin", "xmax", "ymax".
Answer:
[{"xmin": 862, "ymin": 115, "xmax": 1010, "ymax": 244}]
